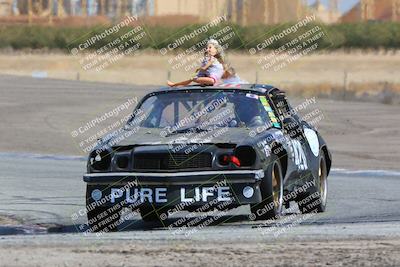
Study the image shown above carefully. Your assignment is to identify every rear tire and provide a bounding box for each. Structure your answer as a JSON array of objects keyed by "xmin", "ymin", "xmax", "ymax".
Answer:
[
  {"xmin": 297, "ymin": 150, "xmax": 328, "ymax": 213},
  {"xmin": 250, "ymin": 155, "xmax": 283, "ymax": 220}
]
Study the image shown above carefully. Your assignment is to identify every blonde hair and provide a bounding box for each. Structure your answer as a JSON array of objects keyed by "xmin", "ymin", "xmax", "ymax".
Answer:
[{"xmin": 206, "ymin": 39, "xmax": 225, "ymax": 64}]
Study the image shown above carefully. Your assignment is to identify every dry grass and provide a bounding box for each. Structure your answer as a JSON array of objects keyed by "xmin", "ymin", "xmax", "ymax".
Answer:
[
  {"xmin": 0, "ymin": 51, "xmax": 399, "ymax": 102},
  {"xmin": 286, "ymin": 82, "xmax": 400, "ymax": 102}
]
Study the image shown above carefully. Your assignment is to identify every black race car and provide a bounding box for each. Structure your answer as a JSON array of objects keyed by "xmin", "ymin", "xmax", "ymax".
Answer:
[{"xmin": 83, "ymin": 84, "xmax": 332, "ymax": 232}]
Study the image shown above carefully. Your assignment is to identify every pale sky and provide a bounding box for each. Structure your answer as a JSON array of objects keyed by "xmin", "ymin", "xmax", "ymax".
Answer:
[{"xmin": 307, "ymin": 0, "xmax": 360, "ymax": 13}]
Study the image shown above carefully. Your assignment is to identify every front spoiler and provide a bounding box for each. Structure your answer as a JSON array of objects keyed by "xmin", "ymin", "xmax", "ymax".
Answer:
[
  {"xmin": 83, "ymin": 170, "xmax": 265, "ymax": 185},
  {"xmin": 84, "ymin": 170, "xmax": 265, "ymax": 207}
]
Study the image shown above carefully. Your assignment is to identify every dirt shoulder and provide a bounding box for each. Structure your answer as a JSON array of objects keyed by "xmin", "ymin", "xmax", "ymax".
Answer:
[
  {"xmin": 0, "ymin": 52, "xmax": 399, "ymax": 86},
  {"xmin": 0, "ymin": 237, "xmax": 399, "ymax": 266}
]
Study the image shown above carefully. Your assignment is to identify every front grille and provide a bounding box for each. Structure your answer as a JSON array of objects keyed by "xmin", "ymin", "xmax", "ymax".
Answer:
[{"xmin": 134, "ymin": 153, "xmax": 212, "ymax": 170}]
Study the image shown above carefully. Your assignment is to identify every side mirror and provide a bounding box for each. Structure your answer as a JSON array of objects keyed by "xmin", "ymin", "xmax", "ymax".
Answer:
[{"xmin": 283, "ymin": 117, "xmax": 303, "ymax": 138}]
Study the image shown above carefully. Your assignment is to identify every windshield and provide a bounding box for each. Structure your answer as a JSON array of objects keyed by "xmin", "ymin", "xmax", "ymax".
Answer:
[{"xmin": 129, "ymin": 91, "xmax": 272, "ymax": 130}]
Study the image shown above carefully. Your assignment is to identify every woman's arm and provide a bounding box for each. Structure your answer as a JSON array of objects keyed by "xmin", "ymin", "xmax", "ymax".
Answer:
[{"xmin": 197, "ymin": 57, "xmax": 215, "ymax": 71}]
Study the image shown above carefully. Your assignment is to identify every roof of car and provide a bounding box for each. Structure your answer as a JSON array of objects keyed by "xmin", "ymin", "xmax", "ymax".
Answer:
[{"xmin": 151, "ymin": 84, "xmax": 282, "ymax": 95}]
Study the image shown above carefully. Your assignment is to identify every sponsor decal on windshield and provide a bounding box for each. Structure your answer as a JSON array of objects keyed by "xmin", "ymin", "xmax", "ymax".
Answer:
[
  {"xmin": 245, "ymin": 93, "xmax": 259, "ymax": 99},
  {"xmin": 259, "ymin": 96, "xmax": 281, "ymax": 128}
]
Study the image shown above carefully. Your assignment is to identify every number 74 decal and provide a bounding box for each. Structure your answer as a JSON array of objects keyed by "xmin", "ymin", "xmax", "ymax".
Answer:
[{"xmin": 288, "ymin": 139, "xmax": 308, "ymax": 170}]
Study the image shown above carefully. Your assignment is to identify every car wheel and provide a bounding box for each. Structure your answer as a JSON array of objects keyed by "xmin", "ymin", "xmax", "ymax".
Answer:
[
  {"xmin": 139, "ymin": 206, "xmax": 168, "ymax": 223},
  {"xmin": 250, "ymin": 155, "xmax": 283, "ymax": 220},
  {"xmin": 297, "ymin": 150, "xmax": 328, "ymax": 213}
]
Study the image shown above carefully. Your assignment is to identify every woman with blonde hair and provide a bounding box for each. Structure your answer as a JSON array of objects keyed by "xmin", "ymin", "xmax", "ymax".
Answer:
[{"xmin": 167, "ymin": 39, "xmax": 225, "ymax": 87}]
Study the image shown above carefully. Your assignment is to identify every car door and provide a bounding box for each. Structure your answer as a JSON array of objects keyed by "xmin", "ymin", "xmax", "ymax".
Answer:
[{"xmin": 269, "ymin": 93, "xmax": 314, "ymax": 174}]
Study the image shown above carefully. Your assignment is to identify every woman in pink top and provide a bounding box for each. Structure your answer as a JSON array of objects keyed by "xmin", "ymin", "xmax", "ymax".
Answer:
[{"xmin": 167, "ymin": 39, "xmax": 225, "ymax": 87}]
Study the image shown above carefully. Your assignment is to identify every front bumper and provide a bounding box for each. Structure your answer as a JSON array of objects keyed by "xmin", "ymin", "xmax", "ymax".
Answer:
[{"xmin": 84, "ymin": 170, "xmax": 264, "ymax": 208}]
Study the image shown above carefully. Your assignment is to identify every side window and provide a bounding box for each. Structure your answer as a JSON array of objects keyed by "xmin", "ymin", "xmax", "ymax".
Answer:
[
  {"xmin": 274, "ymin": 97, "xmax": 291, "ymax": 119},
  {"xmin": 278, "ymin": 97, "xmax": 302, "ymax": 122}
]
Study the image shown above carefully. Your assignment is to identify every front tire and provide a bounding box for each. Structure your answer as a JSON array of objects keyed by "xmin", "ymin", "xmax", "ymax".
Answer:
[{"xmin": 250, "ymin": 155, "xmax": 283, "ymax": 220}]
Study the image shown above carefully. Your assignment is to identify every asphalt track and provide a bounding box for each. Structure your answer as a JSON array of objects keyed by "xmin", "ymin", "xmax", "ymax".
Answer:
[
  {"xmin": 1, "ymin": 153, "xmax": 400, "ymax": 237},
  {"xmin": 1, "ymin": 75, "xmax": 400, "ymax": 265},
  {"xmin": 0, "ymin": 74, "xmax": 400, "ymax": 238}
]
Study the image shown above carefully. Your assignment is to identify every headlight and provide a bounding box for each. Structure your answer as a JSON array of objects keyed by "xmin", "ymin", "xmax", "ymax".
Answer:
[
  {"xmin": 88, "ymin": 149, "xmax": 112, "ymax": 171},
  {"xmin": 234, "ymin": 146, "xmax": 256, "ymax": 167}
]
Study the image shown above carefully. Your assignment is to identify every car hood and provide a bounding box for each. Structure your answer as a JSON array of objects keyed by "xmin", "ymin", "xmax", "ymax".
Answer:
[{"xmin": 102, "ymin": 126, "xmax": 256, "ymax": 147}]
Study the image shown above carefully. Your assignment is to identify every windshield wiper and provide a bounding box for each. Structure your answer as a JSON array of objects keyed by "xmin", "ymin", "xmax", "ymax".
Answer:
[{"xmin": 165, "ymin": 126, "xmax": 208, "ymax": 137}]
